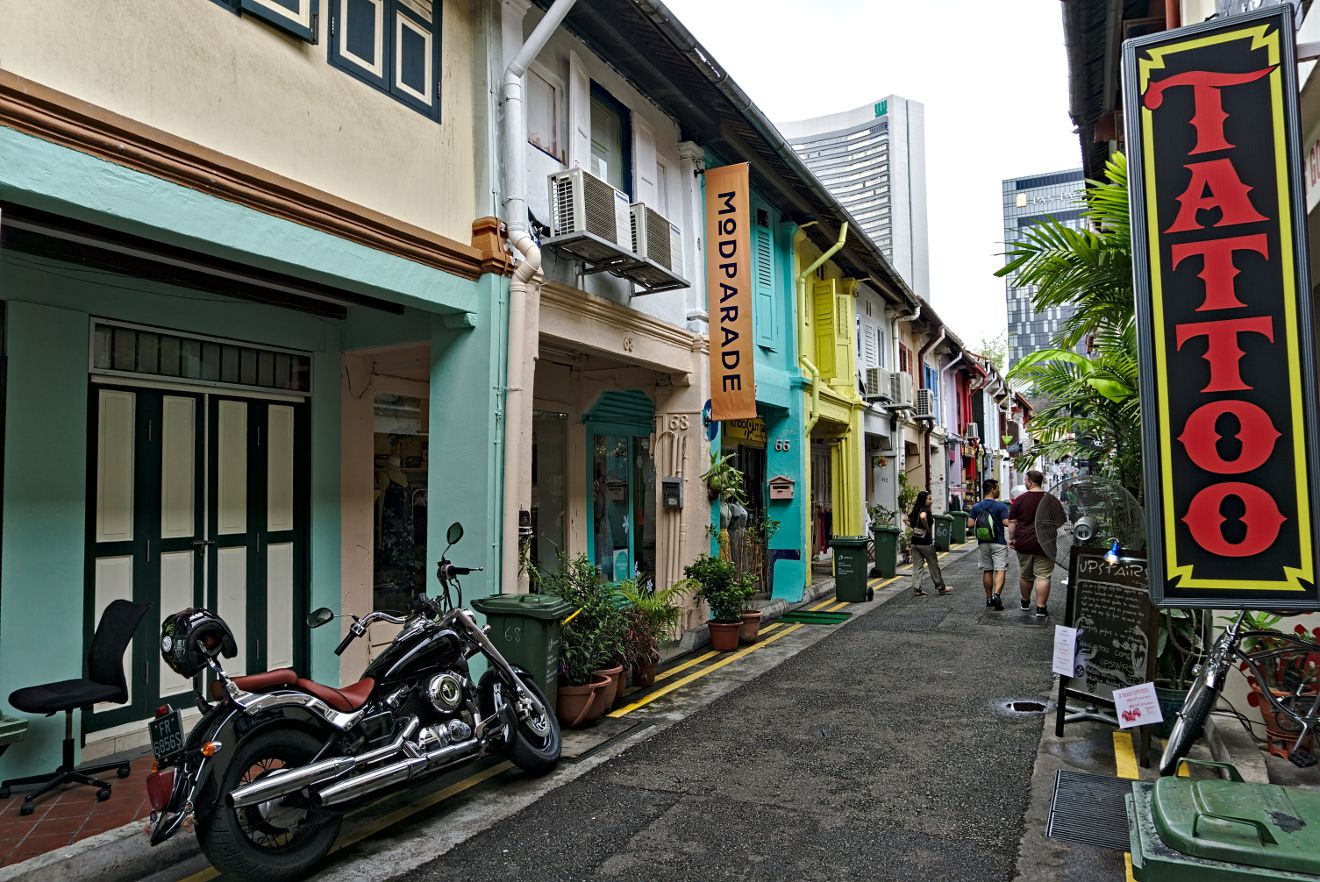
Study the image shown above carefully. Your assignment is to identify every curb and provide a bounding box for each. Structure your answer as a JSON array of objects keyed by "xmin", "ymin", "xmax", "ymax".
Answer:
[
  {"xmin": 1204, "ymin": 713, "xmax": 1270, "ymax": 784},
  {"xmin": 0, "ymin": 812, "xmax": 199, "ymax": 882}
]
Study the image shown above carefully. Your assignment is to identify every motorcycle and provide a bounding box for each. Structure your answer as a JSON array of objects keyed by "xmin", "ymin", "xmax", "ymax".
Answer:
[{"xmin": 143, "ymin": 521, "xmax": 561, "ymax": 880}]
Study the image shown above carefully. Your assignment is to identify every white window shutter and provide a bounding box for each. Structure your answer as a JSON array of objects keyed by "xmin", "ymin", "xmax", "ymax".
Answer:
[
  {"xmin": 633, "ymin": 116, "xmax": 658, "ymax": 206},
  {"xmin": 567, "ymin": 50, "xmax": 591, "ymax": 170}
]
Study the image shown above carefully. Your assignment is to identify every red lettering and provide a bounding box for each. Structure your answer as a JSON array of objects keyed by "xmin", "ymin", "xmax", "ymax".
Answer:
[
  {"xmin": 1165, "ymin": 158, "xmax": 1268, "ymax": 233},
  {"xmin": 1182, "ymin": 482, "xmax": 1285, "ymax": 557},
  {"xmin": 1174, "ymin": 315, "xmax": 1274, "ymax": 392},
  {"xmin": 1178, "ymin": 400, "xmax": 1280, "ymax": 474},
  {"xmin": 1171, "ymin": 234, "xmax": 1268, "ymax": 311},
  {"xmin": 1143, "ymin": 67, "xmax": 1275, "ymax": 154}
]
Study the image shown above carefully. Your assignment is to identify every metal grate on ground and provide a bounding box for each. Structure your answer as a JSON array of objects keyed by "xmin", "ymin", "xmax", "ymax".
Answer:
[{"xmin": 1046, "ymin": 769, "xmax": 1134, "ymax": 851}]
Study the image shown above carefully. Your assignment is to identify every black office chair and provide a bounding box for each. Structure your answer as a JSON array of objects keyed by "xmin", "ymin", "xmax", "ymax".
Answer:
[{"xmin": 0, "ymin": 599, "xmax": 150, "ymax": 815}]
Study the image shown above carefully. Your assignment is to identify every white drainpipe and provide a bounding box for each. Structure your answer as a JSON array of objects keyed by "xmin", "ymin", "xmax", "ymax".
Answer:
[{"xmin": 500, "ymin": 0, "xmax": 578, "ymax": 593}]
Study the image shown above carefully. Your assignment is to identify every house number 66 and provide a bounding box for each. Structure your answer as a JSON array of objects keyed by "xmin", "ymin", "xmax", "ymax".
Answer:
[{"xmin": 774, "ymin": 439, "xmax": 791, "ymax": 451}]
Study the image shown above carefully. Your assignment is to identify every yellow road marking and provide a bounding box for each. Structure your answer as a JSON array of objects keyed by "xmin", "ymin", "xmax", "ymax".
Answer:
[
  {"xmin": 1113, "ymin": 731, "xmax": 1139, "ymax": 882},
  {"xmin": 608, "ymin": 624, "xmax": 805, "ymax": 718},
  {"xmin": 825, "ymin": 601, "xmax": 849, "ymax": 612},
  {"xmin": 174, "ymin": 761, "xmax": 514, "ymax": 882},
  {"xmin": 760, "ymin": 622, "xmax": 784, "ymax": 635},
  {"xmin": 808, "ymin": 597, "xmax": 834, "ymax": 611},
  {"xmin": 654, "ymin": 650, "xmax": 718, "ymax": 682}
]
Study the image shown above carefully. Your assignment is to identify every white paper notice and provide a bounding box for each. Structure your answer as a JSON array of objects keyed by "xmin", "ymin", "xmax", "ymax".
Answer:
[
  {"xmin": 1052, "ymin": 626, "xmax": 1079, "ymax": 678},
  {"xmin": 1113, "ymin": 682, "xmax": 1164, "ymax": 730}
]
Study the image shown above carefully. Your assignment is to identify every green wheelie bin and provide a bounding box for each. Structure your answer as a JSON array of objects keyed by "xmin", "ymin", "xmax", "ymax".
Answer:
[
  {"xmin": 470, "ymin": 593, "xmax": 574, "ymax": 709},
  {"xmin": 931, "ymin": 513, "xmax": 953, "ymax": 552},
  {"xmin": 870, "ymin": 525, "xmax": 900, "ymax": 578},
  {"xmin": 950, "ymin": 511, "xmax": 967, "ymax": 545},
  {"xmin": 830, "ymin": 536, "xmax": 873, "ymax": 602}
]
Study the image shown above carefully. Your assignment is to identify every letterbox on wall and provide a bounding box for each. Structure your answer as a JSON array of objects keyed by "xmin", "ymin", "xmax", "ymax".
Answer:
[
  {"xmin": 662, "ymin": 477, "xmax": 683, "ymax": 509},
  {"xmin": 768, "ymin": 475, "xmax": 795, "ymax": 501}
]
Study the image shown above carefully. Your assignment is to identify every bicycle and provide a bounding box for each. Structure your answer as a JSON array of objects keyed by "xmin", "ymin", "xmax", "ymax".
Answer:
[{"xmin": 1160, "ymin": 610, "xmax": 1320, "ymax": 776}]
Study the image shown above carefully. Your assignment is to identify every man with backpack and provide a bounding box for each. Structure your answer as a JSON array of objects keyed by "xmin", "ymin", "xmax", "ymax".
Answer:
[{"xmin": 966, "ymin": 478, "xmax": 1010, "ymax": 610}]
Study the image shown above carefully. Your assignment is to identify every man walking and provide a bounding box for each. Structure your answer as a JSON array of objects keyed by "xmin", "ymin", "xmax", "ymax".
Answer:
[
  {"xmin": 966, "ymin": 479, "xmax": 1010, "ymax": 610},
  {"xmin": 1007, "ymin": 469, "xmax": 1054, "ymax": 619}
]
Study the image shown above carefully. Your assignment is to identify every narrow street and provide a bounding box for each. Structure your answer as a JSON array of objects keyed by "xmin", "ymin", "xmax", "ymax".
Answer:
[{"xmin": 390, "ymin": 551, "xmax": 1057, "ymax": 882}]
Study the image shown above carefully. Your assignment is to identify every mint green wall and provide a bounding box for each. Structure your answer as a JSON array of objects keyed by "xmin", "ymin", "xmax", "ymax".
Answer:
[{"xmin": 0, "ymin": 301, "xmax": 93, "ymax": 774}]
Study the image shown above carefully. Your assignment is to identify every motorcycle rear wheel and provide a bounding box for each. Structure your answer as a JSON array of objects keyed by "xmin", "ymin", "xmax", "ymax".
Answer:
[
  {"xmin": 197, "ymin": 727, "xmax": 342, "ymax": 881},
  {"xmin": 1158, "ymin": 660, "xmax": 1221, "ymax": 777},
  {"xmin": 481, "ymin": 670, "xmax": 561, "ymax": 775}
]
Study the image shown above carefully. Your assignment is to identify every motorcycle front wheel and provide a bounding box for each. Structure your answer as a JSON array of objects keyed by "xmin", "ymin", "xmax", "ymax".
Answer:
[
  {"xmin": 197, "ymin": 727, "xmax": 343, "ymax": 881},
  {"xmin": 480, "ymin": 669, "xmax": 561, "ymax": 775}
]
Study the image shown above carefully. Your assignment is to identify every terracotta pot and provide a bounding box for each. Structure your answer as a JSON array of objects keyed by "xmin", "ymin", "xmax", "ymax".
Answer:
[
  {"xmin": 592, "ymin": 663, "xmax": 624, "ymax": 710},
  {"xmin": 633, "ymin": 661, "xmax": 658, "ymax": 689},
  {"xmin": 556, "ymin": 673, "xmax": 610, "ymax": 729},
  {"xmin": 708, "ymin": 621, "xmax": 741, "ymax": 652},
  {"xmin": 740, "ymin": 610, "xmax": 763, "ymax": 644}
]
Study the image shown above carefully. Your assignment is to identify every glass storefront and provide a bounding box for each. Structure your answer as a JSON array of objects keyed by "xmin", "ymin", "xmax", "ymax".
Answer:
[
  {"xmin": 373, "ymin": 393, "xmax": 428, "ymax": 613},
  {"xmin": 590, "ymin": 432, "xmax": 655, "ymax": 585}
]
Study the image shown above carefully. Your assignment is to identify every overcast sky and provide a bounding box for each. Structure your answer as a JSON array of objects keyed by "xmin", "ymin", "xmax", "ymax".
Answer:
[{"xmin": 661, "ymin": 0, "xmax": 1082, "ymax": 349}]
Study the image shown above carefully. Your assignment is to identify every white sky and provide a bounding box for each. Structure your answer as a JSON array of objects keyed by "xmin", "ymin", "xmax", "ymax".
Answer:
[{"xmin": 660, "ymin": 0, "xmax": 1082, "ymax": 348}]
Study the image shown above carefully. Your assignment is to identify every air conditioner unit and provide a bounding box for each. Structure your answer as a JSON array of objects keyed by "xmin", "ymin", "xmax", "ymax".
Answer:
[
  {"xmin": 864, "ymin": 367, "xmax": 892, "ymax": 401},
  {"xmin": 892, "ymin": 371, "xmax": 915, "ymax": 407},
  {"xmin": 914, "ymin": 388, "xmax": 935, "ymax": 420},
  {"xmin": 620, "ymin": 203, "xmax": 689, "ymax": 292},
  {"xmin": 544, "ymin": 167, "xmax": 635, "ymax": 269},
  {"xmin": 965, "ymin": 421, "xmax": 979, "ymax": 440}
]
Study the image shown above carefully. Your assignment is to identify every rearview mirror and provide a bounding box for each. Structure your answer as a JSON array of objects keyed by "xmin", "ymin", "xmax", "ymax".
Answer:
[
  {"xmin": 447, "ymin": 522, "xmax": 464, "ymax": 546},
  {"xmin": 306, "ymin": 607, "xmax": 335, "ymax": 629}
]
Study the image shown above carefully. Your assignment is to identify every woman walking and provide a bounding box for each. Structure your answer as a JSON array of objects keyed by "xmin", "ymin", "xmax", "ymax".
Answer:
[{"xmin": 908, "ymin": 490, "xmax": 952, "ymax": 596}]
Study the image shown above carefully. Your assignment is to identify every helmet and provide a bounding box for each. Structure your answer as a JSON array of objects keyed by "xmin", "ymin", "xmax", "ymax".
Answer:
[{"xmin": 160, "ymin": 608, "xmax": 237, "ymax": 679}]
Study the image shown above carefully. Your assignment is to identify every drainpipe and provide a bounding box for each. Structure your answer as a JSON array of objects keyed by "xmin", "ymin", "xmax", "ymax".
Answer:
[
  {"xmin": 500, "ymin": 0, "xmax": 578, "ymax": 593},
  {"xmin": 916, "ymin": 324, "xmax": 945, "ymax": 495},
  {"xmin": 798, "ymin": 223, "xmax": 848, "ymax": 435}
]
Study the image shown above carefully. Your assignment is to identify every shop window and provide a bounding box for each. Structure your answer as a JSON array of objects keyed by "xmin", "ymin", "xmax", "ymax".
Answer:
[
  {"xmin": 329, "ymin": 0, "xmax": 441, "ymax": 120},
  {"xmin": 373, "ymin": 393, "xmax": 428, "ymax": 613},
  {"xmin": 532, "ymin": 411, "xmax": 567, "ymax": 574},
  {"xmin": 589, "ymin": 84, "xmax": 632, "ymax": 197}
]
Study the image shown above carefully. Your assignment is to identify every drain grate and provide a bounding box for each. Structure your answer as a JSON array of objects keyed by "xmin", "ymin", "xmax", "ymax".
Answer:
[
  {"xmin": 1047, "ymin": 770, "xmax": 1134, "ymax": 851},
  {"xmin": 779, "ymin": 611, "xmax": 851, "ymax": 625}
]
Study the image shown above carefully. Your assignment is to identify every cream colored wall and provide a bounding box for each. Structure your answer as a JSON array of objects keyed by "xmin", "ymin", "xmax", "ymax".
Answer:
[{"xmin": 0, "ymin": 0, "xmax": 477, "ymax": 241}]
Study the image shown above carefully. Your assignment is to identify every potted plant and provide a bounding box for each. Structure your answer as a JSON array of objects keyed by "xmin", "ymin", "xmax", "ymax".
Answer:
[
  {"xmin": 683, "ymin": 555, "xmax": 754, "ymax": 652},
  {"xmin": 1229, "ymin": 612, "xmax": 1320, "ymax": 759},
  {"xmin": 537, "ymin": 554, "xmax": 620, "ymax": 727},
  {"xmin": 617, "ymin": 578, "xmax": 692, "ymax": 687},
  {"xmin": 867, "ymin": 503, "xmax": 901, "ymax": 579},
  {"xmin": 740, "ymin": 598, "xmax": 763, "ymax": 644},
  {"xmin": 1152, "ymin": 608, "xmax": 1212, "ymax": 737}
]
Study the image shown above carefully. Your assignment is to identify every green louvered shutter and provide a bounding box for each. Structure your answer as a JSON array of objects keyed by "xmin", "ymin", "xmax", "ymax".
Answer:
[{"xmin": 753, "ymin": 225, "xmax": 776, "ymax": 348}]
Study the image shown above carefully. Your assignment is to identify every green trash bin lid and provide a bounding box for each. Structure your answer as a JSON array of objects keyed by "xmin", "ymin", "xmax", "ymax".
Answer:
[
  {"xmin": 1151, "ymin": 776, "xmax": 1320, "ymax": 875},
  {"xmin": 471, "ymin": 593, "xmax": 575, "ymax": 620},
  {"xmin": 828, "ymin": 536, "xmax": 870, "ymax": 547},
  {"xmin": 931, "ymin": 513, "xmax": 953, "ymax": 521}
]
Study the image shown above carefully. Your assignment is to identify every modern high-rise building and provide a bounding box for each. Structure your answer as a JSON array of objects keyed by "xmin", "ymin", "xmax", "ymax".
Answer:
[
  {"xmin": 1002, "ymin": 168, "xmax": 1086, "ymax": 367},
  {"xmin": 781, "ymin": 96, "xmax": 929, "ymax": 296}
]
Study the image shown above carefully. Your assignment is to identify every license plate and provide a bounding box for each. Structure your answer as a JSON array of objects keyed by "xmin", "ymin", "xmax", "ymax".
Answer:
[{"xmin": 149, "ymin": 709, "xmax": 184, "ymax": 765}]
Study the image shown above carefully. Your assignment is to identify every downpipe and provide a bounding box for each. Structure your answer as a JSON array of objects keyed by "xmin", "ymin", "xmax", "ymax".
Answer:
[
  {"xmin": 796, "ymin": 222, "xmax": 849, "ymax": 435},
  {"xmin": 226, "ymin": 718, "xmax": 420, "ymax": 810},
  {"xmin": 310, "ymin": 735, "xmax": 482, "ymax": 808}
]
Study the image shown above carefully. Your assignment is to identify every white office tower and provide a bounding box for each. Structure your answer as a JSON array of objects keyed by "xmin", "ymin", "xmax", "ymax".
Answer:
[{"xmin": 781, "ymin": 96, "xmax": 929, "ymax": 296}]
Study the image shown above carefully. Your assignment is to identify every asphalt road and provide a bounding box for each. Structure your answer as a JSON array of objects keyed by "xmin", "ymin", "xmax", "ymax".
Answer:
[{"xmin": 398, "ymin": 551, "xmax": 1058, "ymax": 882}]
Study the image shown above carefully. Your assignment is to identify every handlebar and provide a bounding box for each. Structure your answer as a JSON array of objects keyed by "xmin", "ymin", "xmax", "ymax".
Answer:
[
  {"xmin": 334, "ymin": 629, "xmax": 355, "ymax": 657},
  {"xmin": 332, "ymin": 610, "xmax": 406, "ymax": 656}
]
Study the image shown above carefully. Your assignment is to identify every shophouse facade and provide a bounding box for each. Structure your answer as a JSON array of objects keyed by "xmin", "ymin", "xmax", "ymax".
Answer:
[{"xmin": 0, "ymin": 0, "xmax": 509, "ymax": 778}]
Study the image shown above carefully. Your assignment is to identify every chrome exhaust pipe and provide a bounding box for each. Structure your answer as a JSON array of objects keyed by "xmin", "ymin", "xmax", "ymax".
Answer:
[
  {"xmin": 227, "ymin": 718, "xmax": 420, "ymax": 809},
  {"xmin": 311, "ymin": 737, "xmax": 480, "ymax": 808}
]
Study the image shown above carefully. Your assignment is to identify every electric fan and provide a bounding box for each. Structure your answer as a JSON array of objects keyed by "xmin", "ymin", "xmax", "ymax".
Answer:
[{"xmin": 1034, "ymin": 475, "xmax": 1146, "ymax": 570}]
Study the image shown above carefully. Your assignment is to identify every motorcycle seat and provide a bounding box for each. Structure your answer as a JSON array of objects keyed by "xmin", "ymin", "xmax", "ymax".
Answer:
[
  {"xmin": 294, "ymin": 677, "xmax": 376, "ymax": 713},
  {"xmin": 210, "ymin": 668, "xmax": 298, "ymax": 700}
]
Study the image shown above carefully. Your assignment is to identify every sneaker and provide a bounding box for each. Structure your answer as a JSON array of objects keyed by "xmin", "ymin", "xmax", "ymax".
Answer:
[
  {"xmin": 1035, "ymin": 606, "xmax": 1048, "ymax": 619},
  {"xmin": 992, "ymin": 594, "xmax": 1004, "ymax": 611},
  {"xmin": 1019, "ymin": 598, "xmax": 1031, "ymax": 612}
]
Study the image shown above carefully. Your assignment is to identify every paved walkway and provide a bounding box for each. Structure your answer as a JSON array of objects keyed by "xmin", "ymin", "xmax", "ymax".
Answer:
[{"xmin": 399, "ymin": 549, "xmax": 1058, "ymax": 882}]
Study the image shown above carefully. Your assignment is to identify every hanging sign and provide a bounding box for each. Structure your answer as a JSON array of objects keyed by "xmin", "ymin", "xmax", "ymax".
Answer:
[
  {"xmin": 704, "ymin": 162, "xmax": 757, "ymax": 421},
  {"xmin": 1124, "ymin": 5, "xmax": 1320, "ymax": 609}
]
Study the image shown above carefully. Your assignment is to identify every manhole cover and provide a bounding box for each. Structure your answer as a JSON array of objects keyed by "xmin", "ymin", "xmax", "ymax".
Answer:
[{"xmin": 999, "ymin": 699, "xmax": 1049, "ymax": 715}]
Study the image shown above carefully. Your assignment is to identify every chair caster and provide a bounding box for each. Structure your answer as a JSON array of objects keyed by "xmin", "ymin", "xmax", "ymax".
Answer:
[
  {"xmin": 19, "ymin": 801, "xmax": 34, "ymax": 816},
  {"xmin": 0, "ymin": 786, "xmax": 10, "ymax": 800},
  {"xmin": 117, "ymin": 764, "xmax": 131, "ymax": 779},
  {"xmin": 96, "ymin": 788, "xmax": 111, "ymax": 802}
]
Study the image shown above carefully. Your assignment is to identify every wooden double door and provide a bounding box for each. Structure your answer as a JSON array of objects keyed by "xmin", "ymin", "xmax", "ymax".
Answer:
[{"xmin": 87, "ymin": 385, "xmax": 308, "ymax": 731}]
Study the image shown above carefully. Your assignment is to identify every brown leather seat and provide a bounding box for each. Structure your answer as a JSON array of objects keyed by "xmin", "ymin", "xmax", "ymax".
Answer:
[
  {"xmin": 210, "ymin": 668, "xmax": 298, "ymax": 700},
  {"xmin": 294, "ymin": 677, "xmax": 375, "ymax": 713}
]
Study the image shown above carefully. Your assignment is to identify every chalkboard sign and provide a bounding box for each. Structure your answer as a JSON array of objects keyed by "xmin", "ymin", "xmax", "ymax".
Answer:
[{"xmin": 1055, "ymin": 546, "xmax": 1158, "ymax": 750}]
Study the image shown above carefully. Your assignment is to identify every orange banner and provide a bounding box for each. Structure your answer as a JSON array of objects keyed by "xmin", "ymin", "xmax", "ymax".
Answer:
[{"xmin": 704, "ymin": 162, "xmax": 757, "ymax": 421}]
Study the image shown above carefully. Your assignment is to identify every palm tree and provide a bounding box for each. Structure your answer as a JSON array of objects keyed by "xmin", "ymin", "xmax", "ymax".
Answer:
[{"xmin": 996, "ymin": 154, "xmax": 1142, "ymax": 497}]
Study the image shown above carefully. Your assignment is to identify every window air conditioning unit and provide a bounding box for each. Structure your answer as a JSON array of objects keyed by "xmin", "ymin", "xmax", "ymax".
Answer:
[
  {"xmin": 892, "ymin": 371, "xmax": 915, "ymax": 407},
  {"xmin": 914, "ymin": 388, "xmax": 935, "ymax": 420},
  {"xmin": 620, "ymin": 203, "xmax": 689, "ymax": 293},
  {"xmin": 544, "ymin": 167, "xmax": 635, "ymax": 270},
  {"xmin": 864, "ymin": 367, "xmax": 892, "ymax": 402},
  {"xmin": 965, "ymin": 421, "xmax": 979, "ymax": 440}
]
